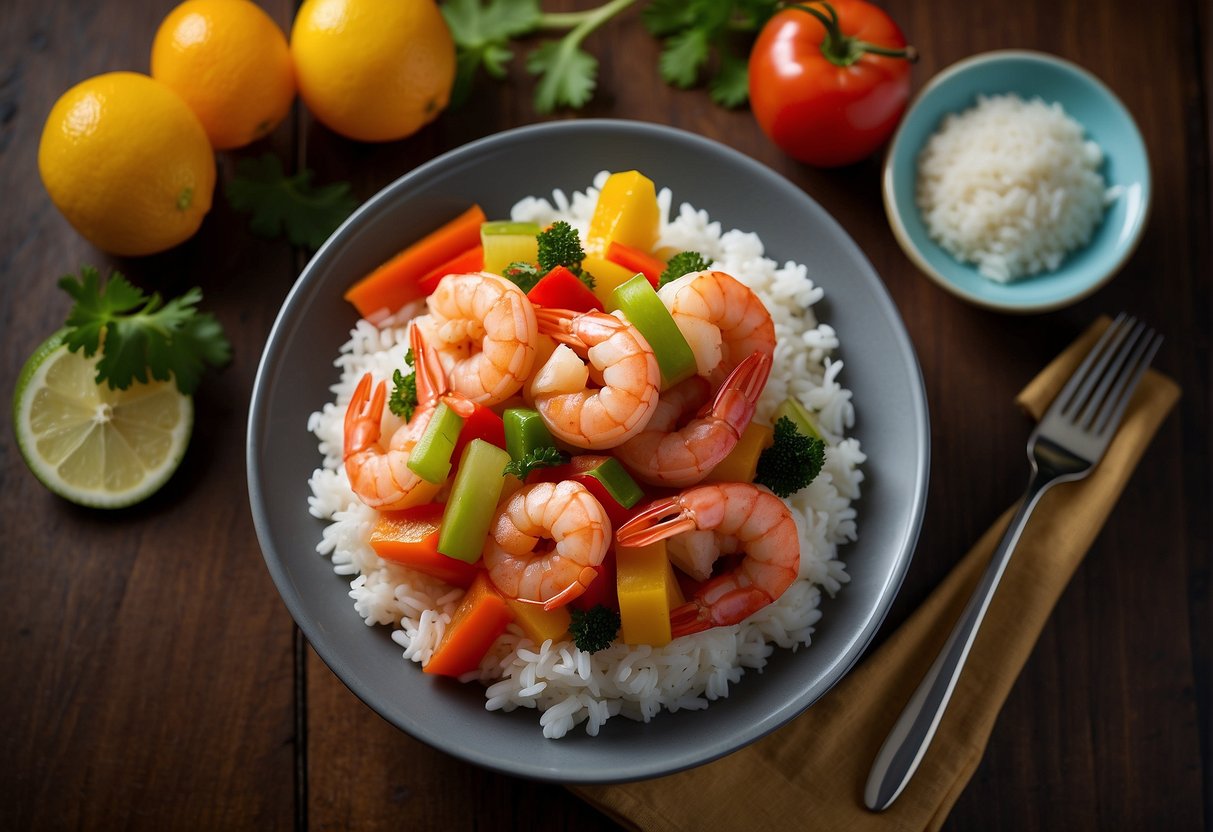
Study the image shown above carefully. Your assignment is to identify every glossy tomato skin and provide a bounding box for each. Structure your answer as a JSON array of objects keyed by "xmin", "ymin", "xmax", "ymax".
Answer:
[{"xmin": 749, "ymin": 1, "xmax": 913, "ymax": 167}]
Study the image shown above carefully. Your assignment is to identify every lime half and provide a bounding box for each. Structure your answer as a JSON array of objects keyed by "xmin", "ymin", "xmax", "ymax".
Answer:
[{"xmin": 12, "ymin": 331, "xmax": 194, "ymax": 508}]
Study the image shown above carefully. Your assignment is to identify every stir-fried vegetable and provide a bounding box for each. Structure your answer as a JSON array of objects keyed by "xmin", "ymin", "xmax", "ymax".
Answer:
[
  {"xmin": 407, "ymin": 401, "xmax": 465, "ymax": 484},
  {"xmin": 370, "ymin": 504, "xmax": 480, "ymax": 588},
  {"xmin": 424, "ymin": 571, "xmax": 513, "ymax": 676},
  {"xmin": 438, "ymin": 439, "xmax": 512, "ymax": 563},
  {"xmin": 616, "ymin": 540, "xmax": 685, "ymax": 648},
  {"xmin": 568, "ymin": 604, "xmax": 621, "ymax": 653},
  {"xmin": 754, "ymin": 416, "xmax": 826, "ymax": 497},
  {"xmin": 611, "ymin": 273, "xmax": 697, "ymax": 388}
]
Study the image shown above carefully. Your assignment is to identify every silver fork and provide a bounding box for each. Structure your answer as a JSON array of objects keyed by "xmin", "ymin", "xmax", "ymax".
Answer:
[{"xmin": 864, "ymin": 314, "xmax": 1163, "ymax": 812}]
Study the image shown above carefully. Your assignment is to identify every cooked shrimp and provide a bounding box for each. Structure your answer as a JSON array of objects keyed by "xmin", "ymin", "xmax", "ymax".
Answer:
[
  {"xmin": 658, "ymin": 270, "xmax": 776, "ymax": 385},
  {"xmin": 614, "ymin": 352, "xmax": 772, "ymax": 487},
  {"xmin": 484, "ymin": 481, "xmax": 612, "ymax": 610},
  {"xmin": 417, "ymin": 272, "xmax": 538, "ymax": 407},
  {"xmin": 615, "ymin": 482, "xmax": 798, "ymax": 637},
  {"xmin": 343, "ymin": 325, "xmax": 472, "ymax": 510},
  {"xmin": 530, "ymin": 307, "xmax": 660, "ymax": 450}
]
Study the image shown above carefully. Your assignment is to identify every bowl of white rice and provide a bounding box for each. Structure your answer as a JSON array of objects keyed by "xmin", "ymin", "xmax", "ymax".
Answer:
[
  {"xmin": 248, "ymin": 120, "xmax": 929, "ymax": 782},
  {"xmin": 883, "ymin": 50, "xmax": 1150, "ymax": 312}
]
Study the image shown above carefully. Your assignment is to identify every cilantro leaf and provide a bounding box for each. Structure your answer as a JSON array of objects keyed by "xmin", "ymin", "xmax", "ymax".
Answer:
[
  {"xmin": 225, "ymin": 154, "xmax": 356, "ymax": 250},
  {"xmin": 443, "ymin": 0, "xmax": 542, "ymax": 106},
  {"xmin": 58, "ymin": 267, "xmax": 232, "ymax": 395},
  {"xmin": 642, "ymin": 0, "xmax": 696, "ymax": 36},
  {"xmin": 709, "ymin": 51, "xmax": 751, "ymax": 108},
  {"xmin": 527, "ymin": 39, "xmax": 599, "ymax": 113},
  {"xmin": 659, "ymin": 27, "xmax": 710, "ymax": 88},
  {"xmin": 503, "ymin": 446, "xmax": 567, "ymax": 481}
]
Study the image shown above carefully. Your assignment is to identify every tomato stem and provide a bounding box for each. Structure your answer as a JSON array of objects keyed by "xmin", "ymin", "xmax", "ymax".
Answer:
[{"xmin": 784, "ymin": 1, "xmax": 918, "ymax": 68}]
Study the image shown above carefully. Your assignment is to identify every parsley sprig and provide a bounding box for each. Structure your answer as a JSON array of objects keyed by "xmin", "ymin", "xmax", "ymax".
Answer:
[
  {"xmin": 442, "ymin": 0, "xmax": 778, "ymax": 112},
  {"xmin": 503, "ymin": 446, "xmax": 567, "ymax": 480},
  {"xmin": 225, "ymin": 154, "xmax": 357, "ymax": 250},
  {"xmin": 388, "ymin": 349, "xmax": 419, "ymax": 421},
  {"xmin": 59, "ymin": 267, "xmax": 232, "ymax": 395}
]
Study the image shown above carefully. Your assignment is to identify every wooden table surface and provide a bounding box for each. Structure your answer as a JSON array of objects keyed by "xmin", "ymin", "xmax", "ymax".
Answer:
[{"xmin": 2, "ymin": 0, "xmax": 1209, "ymax": 829}]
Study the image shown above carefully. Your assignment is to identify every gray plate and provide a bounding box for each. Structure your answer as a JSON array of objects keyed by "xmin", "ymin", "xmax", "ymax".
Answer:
[{"xmin": 247, "ymin": 119, "xmax": 929, "ymax": 783}]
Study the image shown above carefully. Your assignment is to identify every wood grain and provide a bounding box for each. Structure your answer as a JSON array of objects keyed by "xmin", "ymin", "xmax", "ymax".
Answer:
[{"xmin": 0, "ymin": 0, "xmax": 1207, "ymax": 829}]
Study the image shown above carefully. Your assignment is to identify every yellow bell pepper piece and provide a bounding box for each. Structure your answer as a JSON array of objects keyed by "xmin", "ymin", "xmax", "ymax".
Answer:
[
  {"xmin": 582, "ymin": 254, "xmax": 638, "ymax": 310},
  {"xmin": 505, "ymin": 599, "xmax": 572, "ymax": 645},
  {"xmin": 616, "ymin": 541, "xmax": 684, "ymax": 647},
  {"xmin": 706, "ymin": 420, "xmax": 775, "ymax": 483},
  {"xmin": 586, "ymin": 171, "xmax": 660, "ymax": 257}
]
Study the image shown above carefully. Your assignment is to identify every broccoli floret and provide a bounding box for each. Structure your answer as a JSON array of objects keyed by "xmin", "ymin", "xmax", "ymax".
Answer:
[
  {"xmin": 657, "ymin": 250, "xmax": 709, "ymax": 288},
  {"xmin": 568, "ymin": 604, "xmax": 620, "ymax": 653},
  {"xmin": 387, "ymin": 348, "xmax": 417, "ymax": 420},
  {"xmin": 536, "ymin": 220, "xmax": 587, "ymax": 274},
  {"xmin": 503, "ymin": 446, "xmax": 567, "ymax": 481},
  {"xmin": 754, "ymin": 417, "xmax": 826, "ymax": 498}
]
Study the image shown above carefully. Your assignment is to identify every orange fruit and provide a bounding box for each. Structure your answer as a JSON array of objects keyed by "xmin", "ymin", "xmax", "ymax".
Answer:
[
  {"xmin": 151, "ymin": 0, "xmax": 295, "ymax": 150},
  {"xmin": 290, "ymin": 0, "xmax": 455, "ymax": 143},
  {"xmin": 38, "ymin": 72, "xmax": 215, "ymax": 257}
]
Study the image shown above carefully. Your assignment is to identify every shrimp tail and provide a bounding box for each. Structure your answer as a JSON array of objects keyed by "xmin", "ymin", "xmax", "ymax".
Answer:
[
  {"xmin": 706, "ymin": 351, "xmax": 772, "ymax": 422},
  {"xmin": 670, "ymin": 584, "xmax": 774, "ymax": 637},
  {"xmin": 534, "ymin": 307, "xmax": 584, "ymax": 348},
  {"xmin": 615, "ymin": 497, "xmax": 698, "ymax": 548},
  {"xmin": 541, "ymin": 565, "xmax": 599, "ymax": 611},
  {"xmin": 343, "ymin": 373, "xmax": 385, "ymax": 459},
  {"xmin": 410, "ymin": 321, "xmax": 446, "ymax": 405}
]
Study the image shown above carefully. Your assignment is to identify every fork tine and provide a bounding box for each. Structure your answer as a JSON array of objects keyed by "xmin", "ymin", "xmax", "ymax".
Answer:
[
  {"xmin": 1054, "ymin": 312, "xmax": 1129, "ymax": 417},
  {"xmin": 1091, "ymin": 330, "xmax": 1163, "ymax": 436},
  {"xmin": 1077, "ymin": 320, "xmax": 1146, "ymax": 429}
]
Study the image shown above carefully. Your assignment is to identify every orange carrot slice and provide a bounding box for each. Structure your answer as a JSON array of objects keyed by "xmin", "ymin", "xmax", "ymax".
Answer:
[
  {"xmin": 417, "ymin": 245, "xmax": 484, "ymax": 296},
  {"xmin": 605, "ymin": 241, "xmax": 666, "ymax": 288},
  {"xmin": 369, "ymin": 504, "xmax": 479, "ymax": 588},
  {"xmin": 344, "ymin": 204, "xmax": 486, "ymax": 318},
  {"xmin": 424, "ymin": 571, "xmax": 513, "ymax": 677}
]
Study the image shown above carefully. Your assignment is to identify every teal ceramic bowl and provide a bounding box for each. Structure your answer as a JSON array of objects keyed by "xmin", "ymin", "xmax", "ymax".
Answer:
[{"xmin": 883, "ymin": 50, "xmax": 1150, "ymax": 313}]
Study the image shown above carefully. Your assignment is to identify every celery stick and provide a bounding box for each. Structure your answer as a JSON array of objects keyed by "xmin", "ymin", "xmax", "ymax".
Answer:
[
  {"xmin": 406, "ymin": 402, "xmax": 464, "ymax": 484},
  {"xmin": 504, "ymin": 408, "xmax": 556, "ymax": 462},
  {"xmin": 773, "ymin": 397, "xmax": 824, "ymax": 440},
  {"xmin": 610, "ymin": 273, "xmax": 697, "ymax": 389},
  {"xmin": 439, "ymin": 439, "xmax": 511, "ymax": 563},
  {"xmin": 481, "ymin": 220, "xmax": 540, "ymax": 275}
]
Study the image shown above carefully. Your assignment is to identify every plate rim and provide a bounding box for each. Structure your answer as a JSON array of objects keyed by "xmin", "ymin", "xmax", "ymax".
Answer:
[{"xmin": 247, "ymin": 118, "xmax": 930, "ymax": 782}]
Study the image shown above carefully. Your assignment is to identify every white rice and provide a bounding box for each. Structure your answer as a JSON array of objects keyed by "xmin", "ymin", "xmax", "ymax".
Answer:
[
  {"xmin": 916, "ymin": 93, "xmax": 1116, "ymax": 283},
  {"xmin": 307, "ymin": 172, "xmax": 865, "ymax": 738}
]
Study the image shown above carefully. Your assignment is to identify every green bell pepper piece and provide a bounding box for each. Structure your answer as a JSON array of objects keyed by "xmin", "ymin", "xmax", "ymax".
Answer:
[
  {"xmin": 610, "ymin": 273, "xmax": 696, "ymax": 389},
  {"xmin": 438, "ymin": 439, "xmax": 512, "ymax": 563},
  {"xmin": 578, "ymin": 456, "xmax": 643, "ymax": 509},
  {"xmin": 504, "ymin": 408, "xmax": 557, "ymax": 462},
  {"xmin": 406, "ymin": 401, "xmax": 464, "ymax": 484}
]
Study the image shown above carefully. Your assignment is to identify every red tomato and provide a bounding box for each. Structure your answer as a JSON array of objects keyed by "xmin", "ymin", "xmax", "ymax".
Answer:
[{"xmin": 748, "ymin": 0, "xmax": 915, "ymax": 167}]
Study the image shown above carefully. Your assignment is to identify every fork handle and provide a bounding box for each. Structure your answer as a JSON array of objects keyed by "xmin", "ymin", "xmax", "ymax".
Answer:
[{"xmin": 863, "ymin": 471, "xmax": 1056, "ymax": 811}]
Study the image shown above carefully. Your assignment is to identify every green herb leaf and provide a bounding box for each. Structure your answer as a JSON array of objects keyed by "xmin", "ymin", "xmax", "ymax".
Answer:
[
  {"xmin": 536, "ymin": 221, "xmax": 587, "ymax": 274},
  {"xmin": 709, "ymin": 51, "xmax": 751, "ymax": 108},
  {"xmin": 642, "ymin": 0, "xmax": 697, "ymax": 36},
  {"xmin": 443, "ymin": 0, "xmax": 542, "ymax": 106},
  {"xmin": 659, "ymin": 27, "xmax": 710, "ymax": 88},
  {"xmin": 527, "ymin": 39, "xmax": 599, "ymax": 113},
  {"xmin": 58, "ymin": 267, "xmax": 232, "ymax": 395},
  {"xmin": 225, "ymin": 154, "xmax": 356, "ymax": 250},
  {"xmin": 502, "ymin": 446, "xmax": 567, "ymax": 480}
]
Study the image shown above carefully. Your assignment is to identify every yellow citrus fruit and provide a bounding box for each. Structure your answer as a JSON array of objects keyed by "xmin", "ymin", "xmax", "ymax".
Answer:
[
  {"xmin": 38, "ymin": 72, "xmax": 215, "ymax": 257},
  {"xmin": 290, "ymin": 0, "xmax": 455, "ymax": 142},
  {"xmin": 151, "ymin": 0, "xmax": 295, "ymax": 150}
]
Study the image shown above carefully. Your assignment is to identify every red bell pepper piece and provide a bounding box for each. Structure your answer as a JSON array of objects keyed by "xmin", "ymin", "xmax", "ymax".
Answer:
[
  {"xmin": 450, "ymin": 403, "xmax": 506, "ymax": 467},
  {"xmin": 369, "ymin": 503, "xmax": 479, "ymax": 588},
  {"xmin": 526, "ymin": 265, "xmax": 603, "ymax": 312},
  {"xmin": 605, "ymin": 241, "xmax": 666, "ymax": 288},
  {"xmin": 417, "ymin": 245, "xmax": 485, "ymax": 296},
  {"xmin": 571, "ymin": 554, "xmax": 619, "ymax": 612}
]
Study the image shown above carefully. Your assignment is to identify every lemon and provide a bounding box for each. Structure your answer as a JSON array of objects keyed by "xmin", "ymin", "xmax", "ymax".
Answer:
[
  {"xmin": 290, "ymin": 0, "xmax": 455, "ymax": 142},
  {"xmin": 151, "ymin": 0, "xmax": 296, "ymax": 150},
  {"xmin": 13, "ymin": 332, "xmax": 194, "ymax": 509},
  {"xmin": 38, "ymin": 72, "xmax": 216, "ymax": 256}
]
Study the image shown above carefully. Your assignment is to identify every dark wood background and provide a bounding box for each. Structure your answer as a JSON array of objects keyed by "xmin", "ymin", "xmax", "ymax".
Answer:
[{"xmin": 1, "ymin": 0, "xmax": 1208, "ymax": 829}]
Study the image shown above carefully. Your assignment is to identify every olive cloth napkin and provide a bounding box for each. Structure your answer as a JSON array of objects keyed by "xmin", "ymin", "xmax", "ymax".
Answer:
[{"xmin": 572, "ymin": 318, "xmax": 1180, "ymax": 832}]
